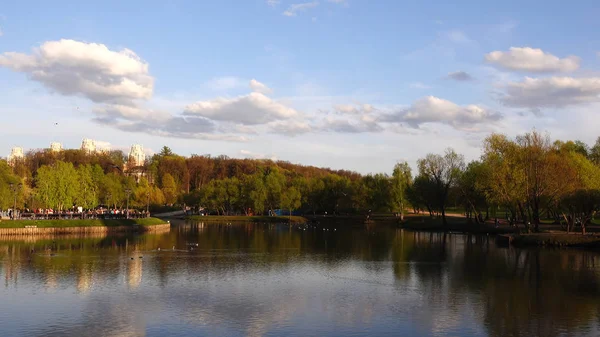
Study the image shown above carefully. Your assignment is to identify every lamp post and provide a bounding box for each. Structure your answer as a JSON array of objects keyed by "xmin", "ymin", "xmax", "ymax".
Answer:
[{"xmin": 125, "ymin": 188, "xmax": 132, "ymax": 219}]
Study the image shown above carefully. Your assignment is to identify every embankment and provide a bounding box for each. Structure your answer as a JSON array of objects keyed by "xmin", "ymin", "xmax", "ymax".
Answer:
[
  {"xmin": 511, "ymin": 233, "xmax": 600, "ymax": 248},
  {"xmin": 0, "ymin": 218, "xmax": 170, "ymax": 236},
  {"xmin": 187, "ymin": 215, "xmax": 308, "ymax": 224}
]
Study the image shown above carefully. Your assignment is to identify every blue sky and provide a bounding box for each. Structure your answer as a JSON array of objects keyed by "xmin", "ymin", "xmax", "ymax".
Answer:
[{"xmin": 2, "ymin": 0, "xmax": 600, "ymax": 174}]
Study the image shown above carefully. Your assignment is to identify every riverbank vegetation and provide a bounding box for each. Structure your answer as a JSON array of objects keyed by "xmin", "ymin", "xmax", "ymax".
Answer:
[{"xmin": 3, "ymin": 131, "xmax": 600, "ymax": 234}]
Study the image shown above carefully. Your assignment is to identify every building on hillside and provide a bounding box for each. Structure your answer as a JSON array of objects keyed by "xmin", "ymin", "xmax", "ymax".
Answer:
[
  {"xmin": 125, "ymin": 144, "xmax": 147, "ymax": 182},
  {"xmin": 81, "ymin": 139, "xmax": 96, "ymax": 154},
  {"xmin": 128, "ymin": 144, "xmax": 146, "ymax": 167},
  {"xmin": 50, "ymin": 142, "xmax": 63, "ymax": 152},
  {"xmin": 7, "ymin": 147, "xmax": 24, "ymax": 166}
]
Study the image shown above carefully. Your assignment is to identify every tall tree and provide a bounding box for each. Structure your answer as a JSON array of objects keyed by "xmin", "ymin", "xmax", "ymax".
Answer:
[
  {"xmin": 391, "ymin": 162, "xmax": 412, "ymax": 220},
  {"xmin": 417, "ymin": 148, "xmax": 465, "ymax": 227}
]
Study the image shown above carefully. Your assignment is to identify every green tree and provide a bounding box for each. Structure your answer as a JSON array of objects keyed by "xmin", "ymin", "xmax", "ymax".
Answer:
[
  {"xmin": 35, "ymin": 161, "xmax": 79, "ymax": 210},
  {"xmin": 281, "ymin": 186, "xmax": 302, "ymax": 218},
  {"xmin": 391, "ymin": 162, "xmax": 412, "ymax": 220},
  {"xmin": 162, "ymin": 173, "xmax": 177, "ymax": 205}
]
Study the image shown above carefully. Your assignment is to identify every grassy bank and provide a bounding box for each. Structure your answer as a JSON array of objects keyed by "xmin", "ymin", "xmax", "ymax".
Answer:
[
  {"xmin": 398, "ymin": 215, "xmax": 517, "ymax": 234},
  {"xmin": 187, "ymin": 215, "xmax": 308, "ymax": 224},
  {"xmin": 0, "ymin": 217, "xmax": 166, "ymax": 228},
  {"xmin": 512, "ymin": 233, "xmax": 600, "ymax": 247}
]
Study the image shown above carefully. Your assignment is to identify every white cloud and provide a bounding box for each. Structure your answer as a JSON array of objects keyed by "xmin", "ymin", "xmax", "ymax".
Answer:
[
  {"xmin": 0, "ymin": 39, "xmax": 153, "ymax": 104},
  {"xmin": 92, "ymin": 104, "xmax": 171, "ymax": 122},
  {"xmin": 498, "ymin": 77, "xmax": 600, "ymax": 108},
  {"xmin": 333, "ymin": 103, "xmax": 375, "ymax": 114},
  {"xmin": 249, "ymin": 79, "xmax": 273, "ymax": 94},
  {"xmin": 410, "ymin": 82, "xmax": 432, "ymax": 89},
  {"xmin": 321, "ymin": 115, "xmax": 382, "ymax": 133},
  {"xmin": 184, "ymin": 92, "xmax": 298, "ymax": 125},
  {"xmin": 240, "ymin": 149, "xmax": 278, "ymax": 161},
  {"xmin": 283, "ymin": 2, "xmax": 319, "ymax": 16},
  {"xmin": 446, "ymin": 71, "xmax": 473, "ymax": 81},
  {"xmin": 384, "ymin": 96, "xmax": 502, "ymax": 130},
  {"xmin": 268, "ymin": 120, "xmax": 312, "ymax": 136},
  {"xmin": 266, "ymin": 0, "xmax": 280, "ymax": 6},
  {"xmin": 327, "ymin": 0, "xmax": 346, "ymax": 3},
  {"xmin": 205, "ymin": 76, "xmax": 245, "ymax": 91},
  {"xmin": 485, "ymin": 47, "xmax": 580, "ymax": 73}
]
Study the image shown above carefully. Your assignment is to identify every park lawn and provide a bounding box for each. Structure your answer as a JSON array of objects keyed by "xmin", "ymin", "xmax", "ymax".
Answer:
[
  {"xmin": 0, "ymin": 217, "xmax": 166, "ymax": 228},
  {"xmin": 187, "ymin": 215, "xmax": 308, "ymax": 224}
]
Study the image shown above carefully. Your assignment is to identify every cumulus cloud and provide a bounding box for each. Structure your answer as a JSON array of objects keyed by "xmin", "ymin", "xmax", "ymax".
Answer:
[
  {"xmin": 0, "ymin": 39, "xmax": 153, "ymax": 104},
  {"xmin": 485, "ymin": 47, "xmax": 580, "ymax": 73},
  {"xmin": 383, "ymin": 96, "xmax": 502, "ymax": 130},
  {"xmin": 446, "ymin": 71, "xmax": 473, "ymax": 81},
  {"xmin": 268, "ymin": 120, "xmax": 312, "ymax": 136},
  {"xmin": 498, "ymin": 77, "xmax": 600, "ymax": 108},
  {"xmin": 249, "ymin": 79, "xmax": 273, "ymax": 94},
  {"xmin": 184, "ymin": 92, "xmax": 298, "ymax": 125},
  {"xmin": 92, "ymin": 104, "xmax": 171, "ymax": 122},
  {"xmin": 266, "ymin": 0, "xmax": 280, "ymax": 6},
  {"xmin": 90, "ymin": 103, "xmax": 229, "ymax": 140},
  {"xmin": 283, "ymin": 2, "xmax": 319, "ymax": 16},
  {"xmin": 321, "ymin": 115, "xmax": 382, "ymax": 133},
  {"xmin": 93, "ymin": 114, "xmax": 249, "ymax": 141},
  {"xmin": 333, "ymin": 103, "xmax": 375, "ymax": 114}
]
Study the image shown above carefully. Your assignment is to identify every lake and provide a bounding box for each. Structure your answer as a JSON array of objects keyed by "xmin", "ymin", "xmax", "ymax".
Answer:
[{"xmin": 1, "ymin": 220, "xmax": 600, "ymax": 337}]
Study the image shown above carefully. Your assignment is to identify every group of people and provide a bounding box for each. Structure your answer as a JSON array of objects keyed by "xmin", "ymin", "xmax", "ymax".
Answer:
[{"xmin": 1, "ymin": 207, "xmax": 150, "ymax": 220}]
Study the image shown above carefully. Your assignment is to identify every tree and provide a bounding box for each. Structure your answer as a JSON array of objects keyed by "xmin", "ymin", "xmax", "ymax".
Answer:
[
  {"xmin": 35, "ymin": 161, "xmax": 79, "ymax": 210},
  {"xmin": 0, "ymin": 160, "xmax": 22, "ymax": 210},
  {"xmin": 265, "ymin": 168, "xmax": 286, "ymax": 214},
  {"xmin": 281, "ymin": 186, "xmax": 302, "ymax": 218},
  {"xmin": 391, "ymin": 162, "xmax": 412, "ymax": 220},
  {"xmin": 417, "ymin": 148, "xmax": 465, "ymax": 228},
  {"xmin": 457, "ymin": 161, "xmax": 489, "ymax": 223},
  {"xmin": 162, "ymin": 173, "xmax": 177, "ymax": 205}
]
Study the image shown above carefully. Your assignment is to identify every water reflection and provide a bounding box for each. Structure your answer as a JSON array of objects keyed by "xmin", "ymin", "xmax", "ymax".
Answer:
[{"xmin": 0, "ymin": 221, "xmax": 599, "ymax": 336}]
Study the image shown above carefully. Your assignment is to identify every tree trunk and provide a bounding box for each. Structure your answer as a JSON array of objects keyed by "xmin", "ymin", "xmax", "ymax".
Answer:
[
  {"xmin": 400, "ymin": 201, "xmax": 404, "ymax": 221},
  {"xmin": 441, "ymin": 207, "xmax": 447, "ymax": 229}
]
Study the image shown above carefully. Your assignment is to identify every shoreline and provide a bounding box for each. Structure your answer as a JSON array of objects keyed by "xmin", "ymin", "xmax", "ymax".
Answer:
[
  {"xmin": 0, "ymin": 218, "xmax": 170, "ymax": 236},
  {"xmin": 186, "ymin": 215, "xmax": 308, "ymax": 224}
]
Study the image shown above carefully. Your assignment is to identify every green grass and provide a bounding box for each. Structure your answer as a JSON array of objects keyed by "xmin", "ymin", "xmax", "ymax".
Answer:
[
  {"xmin": 0, "ymin": 217, "xmax": 166, "ymax": 228},
  {"xmin": 187, "ymin": 215, "xmax": 308, "ymax": 224}
]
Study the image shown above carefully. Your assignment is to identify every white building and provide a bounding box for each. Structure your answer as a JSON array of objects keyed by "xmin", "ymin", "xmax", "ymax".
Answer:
[
  {"xmin": 81, "ymin": 139, "xmax": 96, "ymax": 154},
  {"xmin": 7, "ymin": 147, "xmax": 24, "ymax": 166},
  {"xmin": 50, "ymin": 142, "xmax": 63, "ymax": 152},
  {"xmin": 128, "ymin": 144, "xmax": 146, "ymax": 167}
]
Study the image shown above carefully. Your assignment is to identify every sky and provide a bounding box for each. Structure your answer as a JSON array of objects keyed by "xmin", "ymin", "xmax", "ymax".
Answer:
[{"xmin": 2, "ymin": 0, "xmax": 600, "ymax": 174}]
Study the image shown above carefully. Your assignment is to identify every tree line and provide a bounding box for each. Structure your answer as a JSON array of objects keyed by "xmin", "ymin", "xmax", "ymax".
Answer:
[{"xmin": 3, "ymin": 131, "xmax": 600, "ymax": 233}]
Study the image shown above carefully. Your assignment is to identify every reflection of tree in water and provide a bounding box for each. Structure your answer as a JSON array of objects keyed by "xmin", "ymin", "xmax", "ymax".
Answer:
[
  {"xmin": 390, "ymin": 230, "xmax": 600, "ymax": 337},
  {"xmin": 3, "ymin": 224, "xmax": 600, "ymax": 336}
]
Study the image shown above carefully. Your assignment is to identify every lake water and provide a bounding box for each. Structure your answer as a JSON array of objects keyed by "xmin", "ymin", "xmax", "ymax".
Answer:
[{"xmin": 1, "ymin": 220, "xmax": 600, "ymax": 337}]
